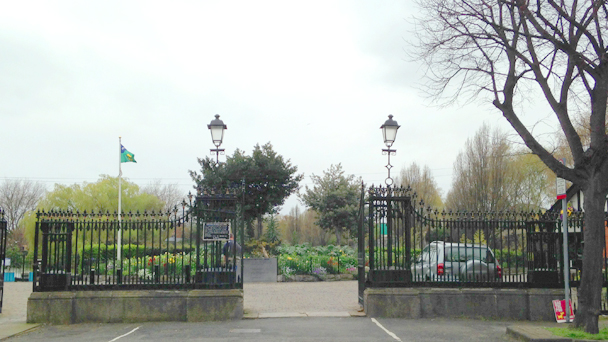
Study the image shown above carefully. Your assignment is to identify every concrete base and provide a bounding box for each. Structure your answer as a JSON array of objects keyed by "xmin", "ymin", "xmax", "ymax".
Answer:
[
  {"xmin": 364, "ymin": 287, "xmax": 563, "ymax": 321},
  {"xmin": 243, "ymin": 258, "xmax": 277, "ymax": 283},
  {"xmin": 27, "ymin": 289, "xmax": 243, "ymax": 324}
]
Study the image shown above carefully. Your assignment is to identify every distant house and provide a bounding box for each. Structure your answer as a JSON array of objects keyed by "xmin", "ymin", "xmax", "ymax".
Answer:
[
  {"xmin": 548, "ymin": 184, "xmax": 583, "ymax": 212},
  {"xmin": 549, "ymin": 184, "xmax": 608, "ymax": 255}
]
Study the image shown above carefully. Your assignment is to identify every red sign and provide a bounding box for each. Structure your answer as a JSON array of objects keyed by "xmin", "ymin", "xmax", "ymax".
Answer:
[{"xmin": 552, "ymin": 299, "xmax": 574, "ymax": 323}]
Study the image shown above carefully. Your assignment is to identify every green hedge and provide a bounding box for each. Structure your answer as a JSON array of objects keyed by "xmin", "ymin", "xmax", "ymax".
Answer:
[{"xmin": 78, "ymin": 244, "xmax": 196, "ymax": 263}]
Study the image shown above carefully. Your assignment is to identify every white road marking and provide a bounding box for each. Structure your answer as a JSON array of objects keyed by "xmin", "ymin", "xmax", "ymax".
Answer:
[
  {"xmin": 230, "ymin": 329, "xmax": 262, "ymax": 333},
  {"xmin": 371, "ymin": 318, "xmax": 403, "ymax": 342},
  {"xmin": 108, "ymin": 326, "xmax": 141, "ymax": 342}
]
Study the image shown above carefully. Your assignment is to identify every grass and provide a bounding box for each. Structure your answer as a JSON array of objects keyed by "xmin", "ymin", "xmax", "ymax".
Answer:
[{"xmin": 546, "ymin": 327, "xmax": 608, "ymax": 340}]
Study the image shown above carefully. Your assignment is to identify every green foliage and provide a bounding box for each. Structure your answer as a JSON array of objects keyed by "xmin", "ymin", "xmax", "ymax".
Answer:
[
  {"xmin": 546, "ymin": 327, "xmax": 608, "ymax": 340},
  {"xmin": 275, "ymin": 244, "xmax": 358, "ymax": 278},
  {"xmin": 494, "ymin": 248, "xmax": 526, "ymax": 269},
  {"xmin": 460, "ymin": 230, "xmax": 487, "ymax": 245},
  {"xmin": 22, "ymin": 175, "xmax": 165, "ymax": 251},
  {"xmin": 4, "ymin": 246, "xmax": 32, "ymax": 269},
  {"xmin": 37, "ymin": 175, "xmax": 163, "ymax": 213},
  {"xmin": 244, "ymin": 239, "xmax": 280, "ymax": 258},
  {"xmin": 264, "ymin": 211, "xmax": 280, "ymax": 242},
  {"xmin": 299, "ymin": 164, "xmax": 361, "ymax": 245},
  {"xmin": 78, "ymin": 244, "xmax": 195, "ymax": 263},
  {"xmin": 190, "ymin": 143, "xmax": 303, "ymax": 236},
  {"xmin": 426, "ymin": 227, "xmax": 453, "ymax": 242}
]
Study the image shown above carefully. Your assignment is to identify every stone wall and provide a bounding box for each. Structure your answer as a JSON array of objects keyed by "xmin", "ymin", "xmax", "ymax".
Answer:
[
  {"xmin": 27, "ymin": 289, "xmax": 243, "ymax": 324},
  {"xmin": 364, "ymin": 288, "xmax": 563, "ymax": 321}
]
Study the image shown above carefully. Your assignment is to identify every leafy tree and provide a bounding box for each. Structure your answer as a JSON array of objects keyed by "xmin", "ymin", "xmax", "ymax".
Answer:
[
  {"xmin": 396, "ymin": 162, "xmax": 443, "ymax": 209},
  {"xmin": 22, "ymin": 175, "xmax": 164, "ymax": 250},
  {"xmin": 506, "ymin": 151, "xmax": 553, "ymax": 211},
  {"xmin": 299, "ymin": 164, "xmax": 361, "ymax": 245},
  {"xmin": 414, "ymin": 0, "xmax": 608, "ymax": 332},
  {"xmin": 190, "ymin": 142, "xmax": 303, "ymax": 239}
]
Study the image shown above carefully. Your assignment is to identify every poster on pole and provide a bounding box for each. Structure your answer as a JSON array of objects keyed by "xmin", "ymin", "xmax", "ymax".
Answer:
[
  {"xmin": 203, "ymin": 222, "xmax": 231, "ymax": 241},
  {"xmin": 553, "ymin": 299, "xmax": 575, "ymax": 323}
]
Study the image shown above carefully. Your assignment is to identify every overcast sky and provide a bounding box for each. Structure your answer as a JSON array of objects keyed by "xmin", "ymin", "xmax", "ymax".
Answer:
[{"xmin": 0, "ymin": 1, "xmax": 554, "ymax": 214}]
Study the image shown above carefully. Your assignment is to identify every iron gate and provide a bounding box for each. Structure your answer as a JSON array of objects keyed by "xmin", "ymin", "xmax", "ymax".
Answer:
[
  {"xmin": 0, "ymin": 209, "xmax": 7, "ymax": 313},
  {"xmin": 358, "ymin": 186, "xmax": 413, "ymax": 305}
]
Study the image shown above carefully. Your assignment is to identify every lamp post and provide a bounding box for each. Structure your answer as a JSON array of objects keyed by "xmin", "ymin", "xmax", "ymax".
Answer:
[
  {"xmin": 380, "ymin": 115, "xmax": 400, "ymax": 186},
  {"xmin": 208, "ymin": 114, "xmax": 227, "ymax": 164}
]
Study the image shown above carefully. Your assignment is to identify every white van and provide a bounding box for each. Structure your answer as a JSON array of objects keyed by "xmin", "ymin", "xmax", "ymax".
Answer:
[{"xmin": 411, "ymin": 241, "xmax": 502, "ymax": 281}]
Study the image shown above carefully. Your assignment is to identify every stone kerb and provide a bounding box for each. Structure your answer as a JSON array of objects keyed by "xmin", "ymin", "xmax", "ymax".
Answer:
[
  {"xmin": 364, "ymin": 287, "xmax": 563, "ymax": 320},
  {"xmin": 27, "ymin": 289, "xmax": 243, "ymax": 324}
]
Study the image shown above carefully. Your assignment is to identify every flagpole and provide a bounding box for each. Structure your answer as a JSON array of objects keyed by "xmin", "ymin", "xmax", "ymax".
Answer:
[{"xmin": 118, "ymin": 137, "xmax": 122, "ymax": 263}]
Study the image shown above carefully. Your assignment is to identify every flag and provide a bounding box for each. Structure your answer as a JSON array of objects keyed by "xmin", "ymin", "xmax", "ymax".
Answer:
[{"xmin": 120, "ymin": 145, "xmax": 136, "ymax": 163}]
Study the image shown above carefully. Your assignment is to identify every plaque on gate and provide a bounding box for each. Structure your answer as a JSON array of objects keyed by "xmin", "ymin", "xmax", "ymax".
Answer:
[{"xmin": 203, "ymin": 222, "xmax": 230, "ymax": 241}]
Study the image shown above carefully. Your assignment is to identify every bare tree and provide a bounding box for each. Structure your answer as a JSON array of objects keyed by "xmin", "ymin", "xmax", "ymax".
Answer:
[
  {"xmin": 446, "ymin": 124, "xmax": 512, "ymax": 212},
  {"xmin": 397, "ymin": 162, "xmax": 443, "ymax": 209},
  {"xmin": 0, "ymin": 179, "xmax": 45, "ymax": 231},
  {"xmin": 142, "ymin": 180, "xmax": 185, "ymax": 212},
  {"xmin": 414, "ymin": 0, "xmax": 608, "ymax": 332}
]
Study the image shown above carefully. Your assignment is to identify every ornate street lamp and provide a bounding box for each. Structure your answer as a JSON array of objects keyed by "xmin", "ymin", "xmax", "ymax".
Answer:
[
  {"xmin": 381, "ymin": 115, "xmax": 400, "ymax": 186},
  {"xmin": 208, "ymin": 114, "xmax": 227, "ymax": 163}
]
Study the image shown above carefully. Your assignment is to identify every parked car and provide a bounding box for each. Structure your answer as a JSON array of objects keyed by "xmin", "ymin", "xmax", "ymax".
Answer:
[{"xmin": 411, "ymin": 241, "xmax": 502, "ymax": 281}]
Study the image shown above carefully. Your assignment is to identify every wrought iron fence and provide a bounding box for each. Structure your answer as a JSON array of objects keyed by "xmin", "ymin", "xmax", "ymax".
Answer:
[
  {"xmin": 0, "ymin": 208, "xmax": 7, "ymax": 313},
  {"xmin": 363, "ymin": 186, "xmax": 600, "ymax": 291},
  {"xmin": 32, "ymin": 189, "xmax": 244, "ymax": 291}
]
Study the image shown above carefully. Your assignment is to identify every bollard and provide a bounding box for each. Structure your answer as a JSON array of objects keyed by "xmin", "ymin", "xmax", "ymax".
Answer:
[
  {"xmin": 90, "ymin": 269, "xmax": 96, "ymax": 285},
  {"xmin": 116, "ymin": 269, "xmax": 122, "ymax": 285}
]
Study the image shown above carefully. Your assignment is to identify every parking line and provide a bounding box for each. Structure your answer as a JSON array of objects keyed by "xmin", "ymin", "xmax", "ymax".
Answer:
[
  {"xmin": 108, "ymin": 326, "xmax": 140, "ymax": 342},
  {"xmin": 371, "ymin": 318, "xmax": 402, "ymax": 342}
]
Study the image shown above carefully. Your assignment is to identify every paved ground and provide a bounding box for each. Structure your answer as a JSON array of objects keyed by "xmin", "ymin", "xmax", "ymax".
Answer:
[
  {"xmin": 243, "ymin": 281, "xmax": 362, "ymax": 318},
  {"xmin": 4, "ymin": 318, "xmax": 519, "ymax": 342},
  {"xmin": 0, "ymin": 280, "xmax": 601, "ymax": 341},
  {"xmin": 1, "ymin": 282, "xmax": 31, "ymax": 321},
  {"xmin": 0, "ymin": 282, "xmax": 39, "ymax": 341}
]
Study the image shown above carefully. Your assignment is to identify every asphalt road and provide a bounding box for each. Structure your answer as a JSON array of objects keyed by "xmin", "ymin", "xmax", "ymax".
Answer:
[{"xmin": 8, "ymin": 317, "xmax": 518, "ymax": 342}]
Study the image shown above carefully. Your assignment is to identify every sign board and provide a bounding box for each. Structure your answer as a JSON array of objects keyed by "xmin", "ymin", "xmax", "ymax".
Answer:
[
  {"xmin": 380, "ymin": 223, "xmax": 387, "ymax": 236},
  {"xmin": 552, "ymin": 299, "xmax": 574, "ymax": 323},
  {"xmin": 556, "ymin": 158, "xmax": 567, "ymax": 200},
  {"xmin": 3, "ymin": 258, "xmax": 10, "ymax": 267},
  {"xmin": 203, "ymin": 222, "xmax": 230, "ymax": 241},
  {"xmin": 556, "ymin": 178, "xmax": 567, "ymax": 200}
]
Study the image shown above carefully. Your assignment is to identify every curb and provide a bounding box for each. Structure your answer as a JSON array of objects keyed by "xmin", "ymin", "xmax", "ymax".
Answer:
[
  {"xmin": 0, "ymin": 322, "xmax": 42, "ymax": 341},
  {"xmin": 243, "ymin": 311, "xmax": 366, "ymax": 319},
  {"xmin": 506, "ymin": 325, "xmax": 605, "ymax": 342}
]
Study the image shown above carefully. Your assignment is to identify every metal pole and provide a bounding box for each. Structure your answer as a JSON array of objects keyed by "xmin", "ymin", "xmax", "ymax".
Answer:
[
  {"xmin": 118, "ymin": 137, "xmax": 122, "ymax": 263},
  {"xmin": 562, "ymin": 198, "xmax": 571, "ymax": 323}
]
